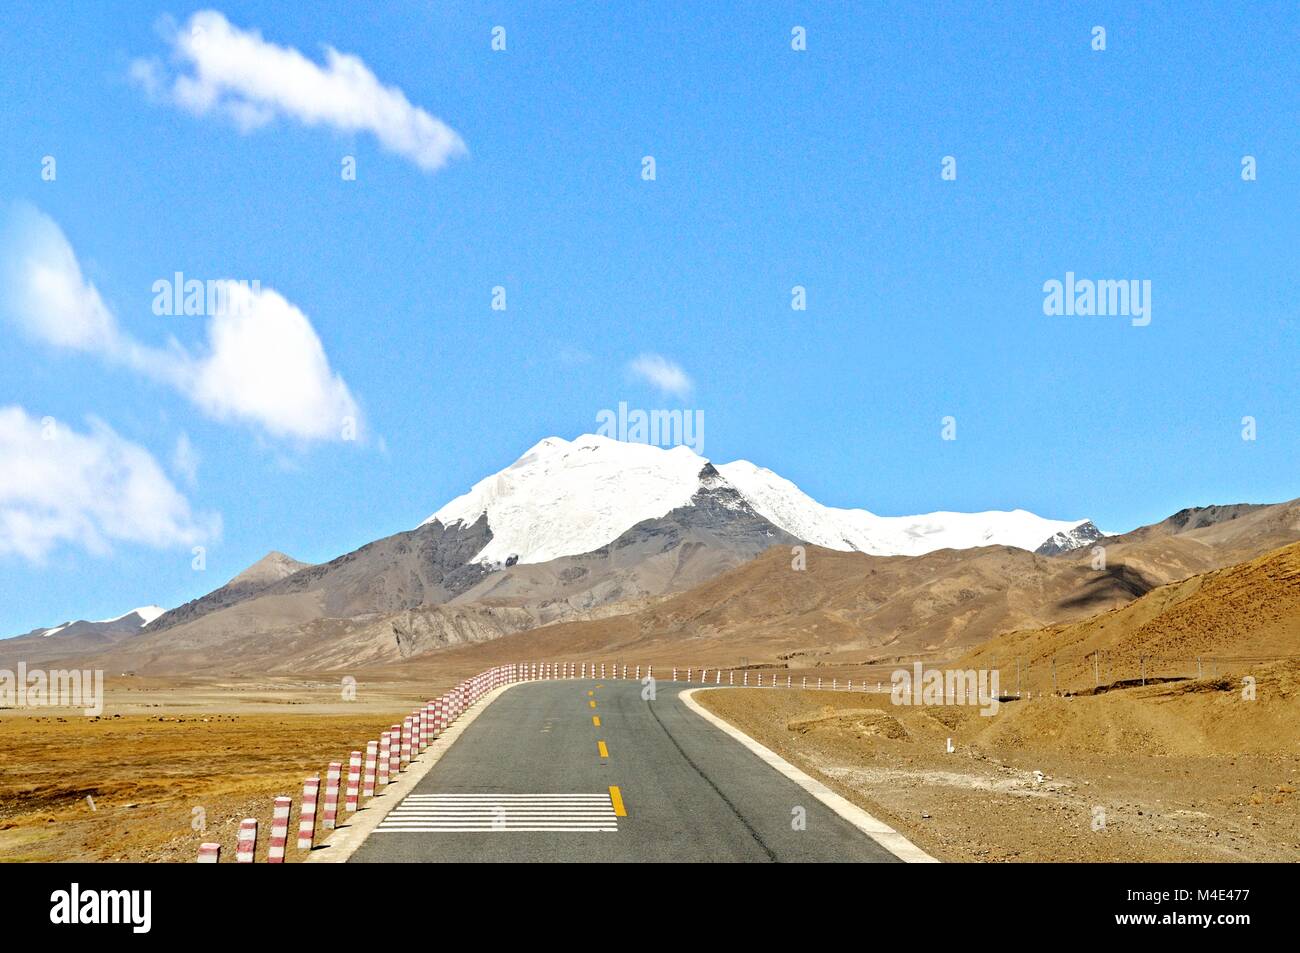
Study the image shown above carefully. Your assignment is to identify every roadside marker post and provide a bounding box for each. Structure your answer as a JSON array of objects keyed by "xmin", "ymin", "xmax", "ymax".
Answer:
[
  {"xmin": 236, "ymin": 819, "xmax": 257, "ymax": 863},
  {"xmin": 743, "ymin": 672, "xmax": 748, "ymax": 686},
  {"xmin": 268, "ymin": 797, "xmax": 291, "ymax": 863},
  {"xmin": 197, "ymin": 842, "xmax": 220, "ymax": 863},
  {"xmin": 322, "ymin": 761, "xmax": 342, "ymax": 829},
  {"xmin": 364, "ymin": 741, "xmax": 378, "ymax": 798},
  {"xmin": 389, "ymin": 724, "xmax": 402, "ymax": 777},
  {"xmin": 345, "ymin": 751, "xmax": 362, "ymax": 813},
  {"xmin": 378, "ymin": 732, "xmax": 391, "ymax": 786},
  {"xmin": 298, "ymin": 777, "xmax": 319, "ymax": 849},
  {"xmin": 400, "ymin": 717, "xmax": 413, "ymax": 768}
]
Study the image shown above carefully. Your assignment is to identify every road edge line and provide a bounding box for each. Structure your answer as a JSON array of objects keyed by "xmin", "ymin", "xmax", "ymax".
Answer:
[
  {"xmin": 679, "ymin": 687, "xmax": 940, "ymax": 863},
  {"xmin": 306, "ymin": 681, "xmax": 519, "ymax": 863}
]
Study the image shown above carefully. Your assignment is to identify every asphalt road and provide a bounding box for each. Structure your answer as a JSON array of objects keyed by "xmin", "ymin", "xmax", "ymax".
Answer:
[{"xmin": 348, "ymin": 679, "xmax": 901, "ymax": 863}]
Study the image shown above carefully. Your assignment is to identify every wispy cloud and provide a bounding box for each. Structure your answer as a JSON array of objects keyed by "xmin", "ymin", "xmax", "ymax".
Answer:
[
  {"xmin": 131, "ymin": 10, "xmax": 467, "ymax": 173},
  {"xmin": 0, "ymin": 406, "xmax": 219, "ymax": 563},
  {"xmin": 627, "ymin": 353, "xmax": 693, "ymax": 398},
  {"xmin": 0, "ymin": 204, "xmax": 362, "ymax": 443}
]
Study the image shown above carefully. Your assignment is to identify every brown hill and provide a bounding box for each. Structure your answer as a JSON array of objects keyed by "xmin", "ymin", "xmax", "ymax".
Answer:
[{"xmin": 959, "ymin": 540, "xmax": 1300, "ymax": 694}]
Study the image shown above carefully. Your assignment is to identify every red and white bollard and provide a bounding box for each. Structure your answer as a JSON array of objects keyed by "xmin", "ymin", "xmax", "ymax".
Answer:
[
  {"xmin": 672, "ymin": 668, "xmax": 678, "ymax": 682},
  {"xmin": 268, "ymin": 797, "xmax": 291, "ymax": 863},
  {"xmin": 363, "ymin": 741, "xmax": 378, "ymax": 798},
  {"xmin": 346, "ymin": 751, "xmax": 362, "ymax": 813},
  {"xmin": 236, "ymin": 818, "xmax": 257, "ymax": 863},
  {"xmin": 730, "ymin": 671, "xmax": 735, "ymax": 685},
  {"xmin": 757, "ymin": 673, "xmax": 763, "ymax": 687},
  {"xmin": 388, "ymin": 724, "xmax": 402, "ymax": 777},
  {"xmin": 400, "ymin": 717, "xmax": 413, "ymax": 768},
  {"xmin": 298, "ymin": 777, "xmax": 319, "ymax": 849},
  {"xmin": 743, "ymin": 672, "xmax": 749, "ymax": 686},
  {"xmin": 322, "ymin": 761, "xmax": 341, "ymax": 830},
  {"xmin": 378, "ymin": 732, "xmax": 391, "ymax": 786},
  {"xmin": 197, "ymin": 842, "xmax": 220, "ymax": 863}
]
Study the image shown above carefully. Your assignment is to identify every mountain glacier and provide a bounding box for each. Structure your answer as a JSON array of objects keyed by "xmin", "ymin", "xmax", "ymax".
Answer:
[{"xmin": 424, "ymin": 434, "xmax": 1094, "ymax": 565}]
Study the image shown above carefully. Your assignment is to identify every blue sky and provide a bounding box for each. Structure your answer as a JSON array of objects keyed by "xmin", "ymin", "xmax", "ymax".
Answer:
[{"xmin": 1, "ymin": 1, "xmax": 1297, "ymax": 635}]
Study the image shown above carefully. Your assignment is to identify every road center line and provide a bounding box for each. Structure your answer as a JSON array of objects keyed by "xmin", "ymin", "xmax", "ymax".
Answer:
[
  {"xmin": 608, "ymin": 786, "xmax": 627, "ymax": 817},
  {"xmin": 597, "ymin": 740, "xmax": 609, "ymax": 758}
]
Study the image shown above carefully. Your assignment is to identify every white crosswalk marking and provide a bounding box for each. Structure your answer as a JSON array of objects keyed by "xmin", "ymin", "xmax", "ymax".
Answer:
[{"xmin": 374, "ymin": 793, "xmax": 620, "ymax": 832}]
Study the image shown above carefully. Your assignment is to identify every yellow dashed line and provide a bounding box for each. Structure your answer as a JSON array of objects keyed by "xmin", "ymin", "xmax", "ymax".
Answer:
[
  {"xmin": 592, "ymin": 715, "xmax": 601, "ymax": 727},
  {"xmin": 597, "ymin": 740, "xmax": 609, "ymax": 758},
  {"xmin": 587, "ymin": 690, "xmax": 594, "ymax": 697},
  {"xmin": 589, "ymin": 700, "xmax": 596, "ymax": 709},
  {"xmin": 608, "ymin": 786, "xmax": 627, "ymax": 817}
]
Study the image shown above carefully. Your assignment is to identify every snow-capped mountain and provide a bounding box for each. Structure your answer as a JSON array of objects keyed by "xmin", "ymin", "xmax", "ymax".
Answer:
[
  {"xmin": 424, "ymin": 434, "xmax": 1095, "ymax": 564},
  {"xmin": 36, "ymin": 605, "xmax": 165, "ymax": 638},
  {"xmin": 1034, "ymin": 521, "xmax": 1105, "ymax": 556},
  {"xmin": 0, "ymin": 605, "xmax": 169, "ymax": 667}
]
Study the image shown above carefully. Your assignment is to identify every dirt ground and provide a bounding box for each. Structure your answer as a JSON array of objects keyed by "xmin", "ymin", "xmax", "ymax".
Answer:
[
  {"xmin": 696, "ymin": 663, "xmax": 1300, "ymax": 862},
  {"xmin": 0, "ymin": 674, "xmax": 448, "ymax": 862}
]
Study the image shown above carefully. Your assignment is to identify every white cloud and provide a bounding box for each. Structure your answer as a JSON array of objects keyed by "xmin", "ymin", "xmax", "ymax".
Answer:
[
  {"xmin": 0, "ymin": 406, "xmax": 219, "ymax": 562},
  {"xmin": 132, "ymin": 10, "xmax": 467, "ymax": 173},
  {"xmin": 184, "ymin": 282, "xmax": 360, "ymax": 441},
  {"xmin": 628, "ymin": 353, "xmax": 694, "ymax": 398},
  {"xmin": 0, "ymin": 205, "xmax": 362, "ymax": 443},
  {"xmin": 0, "ymin": 204, "xmax": 119, "ymax": 353}
]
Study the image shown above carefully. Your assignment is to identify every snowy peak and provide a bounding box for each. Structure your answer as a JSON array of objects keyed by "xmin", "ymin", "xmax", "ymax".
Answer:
[
  {"xmin": 24, "ymin": 606, "xmax": 166, "ymax": 640},
  {"xmin": 717, "ymin": 460, "xmax": 1091, "ymax": 556},
  {"xmin": 1034, "ymin": 521, "xmax": 1105, "ymax": 556},
  {"xmin": 422, "ymin": 434, "xmax": 1094, "ymax": 566},
  {"xmin": 425, "ymin": 434, "xmax": 707, "ymax": 565},
  {"xmin": 95, "ymin": 605, "xmax": 167, "ymax": 627}
]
